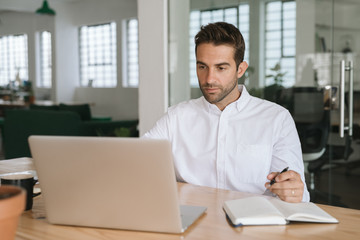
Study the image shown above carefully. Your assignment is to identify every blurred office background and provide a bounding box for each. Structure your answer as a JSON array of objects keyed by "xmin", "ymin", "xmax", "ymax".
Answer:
[{"xmin": 0, "ymin": 0, "xmax": 359, "ymax": 209}]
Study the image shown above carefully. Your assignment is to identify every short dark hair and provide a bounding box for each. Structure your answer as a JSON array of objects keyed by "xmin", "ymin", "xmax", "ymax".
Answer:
[{"xmin": 195, "ymin": 22, "xmax": 245, "ymax": 68}]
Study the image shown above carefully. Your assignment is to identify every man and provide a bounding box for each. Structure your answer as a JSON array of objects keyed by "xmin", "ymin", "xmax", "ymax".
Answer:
[{"xmin": 144, "ymin": 22, "xmax": 309, "ymax": 203}]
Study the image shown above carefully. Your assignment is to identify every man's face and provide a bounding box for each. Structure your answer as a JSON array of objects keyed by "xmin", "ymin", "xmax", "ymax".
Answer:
[{"xmin": 196, "ymin": 43, "xmax": 247, "ymax": 110}]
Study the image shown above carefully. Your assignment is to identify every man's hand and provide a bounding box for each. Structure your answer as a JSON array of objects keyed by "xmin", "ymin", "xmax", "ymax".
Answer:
[{"xmin": 265, "ymin": 170, "xmax": 304, "ymax": 203}]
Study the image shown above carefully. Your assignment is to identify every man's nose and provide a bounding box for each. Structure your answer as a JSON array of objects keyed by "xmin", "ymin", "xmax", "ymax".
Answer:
[{"xmin": 205, "ymin": 68, "xmax": 216, "ymax": 84}]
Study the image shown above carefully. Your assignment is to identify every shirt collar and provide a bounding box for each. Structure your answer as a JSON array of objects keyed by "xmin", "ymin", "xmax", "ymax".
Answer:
[{"xmin": 235, "ymin": 85, "xmax": 251, "ymax": 112}]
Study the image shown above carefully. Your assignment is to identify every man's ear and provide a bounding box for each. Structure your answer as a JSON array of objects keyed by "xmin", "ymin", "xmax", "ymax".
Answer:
[{"xmin": 237, "ymin": 61, "xmax": 249, "ymax": 78}]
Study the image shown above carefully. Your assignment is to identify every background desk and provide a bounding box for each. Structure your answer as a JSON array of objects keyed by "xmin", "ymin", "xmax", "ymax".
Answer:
[{"xmin": 1, "ymin": 158, "xmax": 359, "ymax": 240}]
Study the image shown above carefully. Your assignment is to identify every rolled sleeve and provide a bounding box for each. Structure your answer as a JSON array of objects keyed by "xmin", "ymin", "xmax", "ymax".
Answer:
[{"xmin": 272, "ymin": 111, "xmax": 310, "ymax": 202}]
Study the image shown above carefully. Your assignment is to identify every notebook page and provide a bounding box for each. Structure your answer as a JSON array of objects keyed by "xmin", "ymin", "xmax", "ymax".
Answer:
[
  {"xmin": 269, "ymin": 198, "xmax": 338, "ymax": 223},
  {"xmin": 224, "ymin": 197, "xmax": 287, "ymax": 225}
]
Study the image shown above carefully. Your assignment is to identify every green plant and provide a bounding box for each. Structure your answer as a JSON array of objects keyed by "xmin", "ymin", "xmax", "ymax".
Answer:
[
  {"xmin": 265, "ymin": 63, "xmax": 287, "ymax": 86},
  {"xmin": 248, "ymin": 88, "xmax": 263, "ymax": 98},
  {"xmin": 239, "ymin": 66, "xmax": 255, "ymax": 85},
  {"xmin": 114, "ymin": 127, "xmax": 132, "ymax": 137},
  {"xmin": 96, "ymin": 127, "xmax": 135, "ymax": 137}
]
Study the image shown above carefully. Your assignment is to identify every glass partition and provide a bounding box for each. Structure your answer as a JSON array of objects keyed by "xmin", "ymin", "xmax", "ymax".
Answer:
[{"xmin": 168, "ymin": 0, "xmax": 360, "ymax": 209}]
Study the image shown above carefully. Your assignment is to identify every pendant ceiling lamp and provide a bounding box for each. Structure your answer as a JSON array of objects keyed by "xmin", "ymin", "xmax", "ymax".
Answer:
[{"xmin": 36, "ymin": 0, "xmax": 56, "ymax": 15}]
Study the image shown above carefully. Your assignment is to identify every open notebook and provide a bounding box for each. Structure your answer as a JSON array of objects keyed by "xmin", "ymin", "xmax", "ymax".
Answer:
[
  {"xmin": 29, "ymin": 136, "xmax": 206, "ymax": 233},
  {"xmin": 224, "ymin": 196, "xmax": 338, "ymax": 226}
]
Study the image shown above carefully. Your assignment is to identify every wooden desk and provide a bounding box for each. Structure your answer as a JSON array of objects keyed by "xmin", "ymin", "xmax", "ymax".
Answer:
[{"xmin": 1, "ymin": 158, "xmax": 360, "ymax": 240}]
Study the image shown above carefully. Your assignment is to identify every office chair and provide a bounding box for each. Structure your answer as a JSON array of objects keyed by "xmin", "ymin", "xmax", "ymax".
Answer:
[
  {"xmin": 292, "ymin": 87, "xmax": 330, "ymax": 191},
  {"xmin": 274, "ymin": 87, "xmax": 348, "ymax": 206},
  {"xmin": 344, "ymin": 91, "xmax": 360, "ymax": 174},
  {"xmin": 291, "ymin": 88, "xmax": 345, "ymax": 206},
  {"xmin": 311, "ymin": 138, "xmax": 353, "ymax": 174},
  {"xmin": 313, "ymin": 90, "xmax": 360, "ymax": 176},
  {"xmin": 271, "ymin": 86, "xmax": 356, "ymax": 207}
]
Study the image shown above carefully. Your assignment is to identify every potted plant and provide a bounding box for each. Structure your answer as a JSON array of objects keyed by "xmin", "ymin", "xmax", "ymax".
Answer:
[
  {"xmin": 264, "ymin": 62, "xmax": 287, "ymax": 102},
  {"xmin": 0, "ymin": 185, "xmax": 26, "ymax": 240}
]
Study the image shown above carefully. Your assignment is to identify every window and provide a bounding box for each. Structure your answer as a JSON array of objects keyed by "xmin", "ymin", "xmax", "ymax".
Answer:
[
  {"xmin": 0, "ymin": 34, "xmax": 28, "ymax": 86},
  {"xmin": 79, "ymin": 22, "xmax": 117, "ymax": 88},
  {"xmin": 123, "ymin": 19, "xmax": 139, "ymax": 88},
  {"xmin": 265, "ymin": 1, "xmax": 296, "ymax": 87},
  {"xmin": 39, "ymin": 31, "xmax": 52, "ymax": 88},
  {"xmin": 189, "ymin": 4, "xmax": 250, "ymax": 87}
]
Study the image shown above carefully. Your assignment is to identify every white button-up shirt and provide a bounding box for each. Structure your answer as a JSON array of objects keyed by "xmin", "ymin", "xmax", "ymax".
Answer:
[{"xmin": 144, "ymin": 85, "xmax": 310, "ymax": 202}]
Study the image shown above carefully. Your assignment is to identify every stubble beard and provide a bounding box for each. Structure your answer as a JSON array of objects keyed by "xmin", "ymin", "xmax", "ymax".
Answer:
[{"xmin": 200, "ymin": 80, "xmax": 238, "ymax": 104}]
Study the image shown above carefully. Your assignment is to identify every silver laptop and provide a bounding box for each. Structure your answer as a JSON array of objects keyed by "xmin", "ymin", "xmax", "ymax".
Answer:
[{"xmin": 28, "ymin": 136, "xmax": 206, "ymax": 233}]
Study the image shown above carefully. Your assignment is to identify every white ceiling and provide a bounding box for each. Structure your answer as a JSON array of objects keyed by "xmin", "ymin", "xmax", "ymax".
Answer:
[
  {"xmin": 0, "ymin": 0, "xmax": 83, "ymax": 12},
  {"xmin": 48, "ymin": 0, "xmax": 87, "ymax": 2}
]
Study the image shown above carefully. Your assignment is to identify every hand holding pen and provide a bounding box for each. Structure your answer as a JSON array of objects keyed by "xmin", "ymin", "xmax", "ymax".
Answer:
[
  {"xmin": 270, "ymin": 167, "xmax": 289, "ymax": 186},
  {"xmin": 265, "ymin": 167, "xmax": 304, "ymax": 203}
]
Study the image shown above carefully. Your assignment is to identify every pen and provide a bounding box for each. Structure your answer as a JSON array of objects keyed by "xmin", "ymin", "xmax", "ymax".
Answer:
[{"xmin": 270, "ymin": 167, "xmax": 289, "ymax": 186}]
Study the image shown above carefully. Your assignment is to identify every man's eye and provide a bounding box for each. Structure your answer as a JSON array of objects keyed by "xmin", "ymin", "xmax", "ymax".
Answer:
[
  {"xmin": 218, "ymin": 66, "xmax": 226, "ymax": 71},
  {"xmin": 198, "ymin": 65, "xmax": 206, "ymax": 69}
]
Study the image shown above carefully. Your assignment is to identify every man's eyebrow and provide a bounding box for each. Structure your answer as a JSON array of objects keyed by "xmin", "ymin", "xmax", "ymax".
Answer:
[
  {"xmin": 196, "ymin": 61, "xmax": 230, "ymax": 66},
  {"xmin": 196, "ymin": 61, "xmax": 207, "ymax": 65},
  {"xmin": 215, "ymin": 62, "xmax": 231, "ymax": 67}
]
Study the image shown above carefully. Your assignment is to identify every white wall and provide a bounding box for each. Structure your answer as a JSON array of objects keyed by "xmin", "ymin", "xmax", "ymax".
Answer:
[
  {"xmin": 0, "ymin": 11, "xmax": 55, "ymax": 99},
  {"xmin": 56, "ymin": 0, "xmax": 138, "ymax": 120},
  {"xmin": 295, "ymin": 0, "xmax": 316, "ymax": 87},
  {"xmin": 138, "ymin": 0, "xmax": 168, "ymax": 135},
  {"xmin": 294, "ymin": 0, "xmax": 360, "ymax": 89},
  {"xmin": 168, "ymin": 0, "xmax": 191, "ymax": 106},
  {"xmin": 0, "ymin": 0, "xmax": 138, "ymax": 121},
  {"xmin": 0, "ymin": 0, "xmax": 44, "ymax": 11},
  {"xmin": 52, "ymin": 3, "xmax": 77, "ymax": 104}
]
